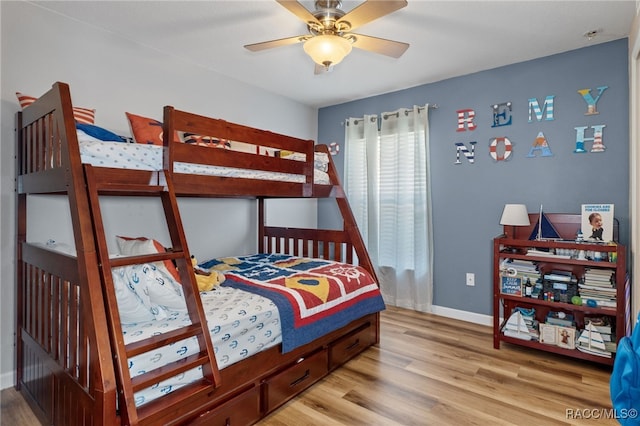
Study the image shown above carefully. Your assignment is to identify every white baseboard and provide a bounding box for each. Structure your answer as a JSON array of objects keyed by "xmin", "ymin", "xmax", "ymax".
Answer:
[
  {"xmin": 430, "ymin": 304, "xmax": 493, "ymax": 327},
  {"xmin": 0, "ymin": 370, "xmax": 15, "ymax": 391}
]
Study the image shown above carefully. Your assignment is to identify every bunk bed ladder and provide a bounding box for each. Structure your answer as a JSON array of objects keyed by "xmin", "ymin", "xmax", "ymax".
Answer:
[{"xmin": 83, "ymin": 165, "xmax": 221, "ymax": 425}]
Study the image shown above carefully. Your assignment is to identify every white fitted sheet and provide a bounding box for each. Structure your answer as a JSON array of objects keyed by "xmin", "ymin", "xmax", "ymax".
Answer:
[{"xmin": 79, "ymin": 140, "xmax": 330, "ymax": 184}]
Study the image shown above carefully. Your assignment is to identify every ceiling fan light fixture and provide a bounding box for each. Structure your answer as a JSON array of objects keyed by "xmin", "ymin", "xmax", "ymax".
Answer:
[{"xmin": 303, "ymin": 34, "xmax": 352, "ymax": 68}]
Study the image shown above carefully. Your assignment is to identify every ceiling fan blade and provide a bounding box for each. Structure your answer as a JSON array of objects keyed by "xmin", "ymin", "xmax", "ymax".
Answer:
[
  {"xmin": 337, "ymin": 0, "xmax": 407, "ymax": 32},
  {"xmin": 276, "ymin": 0, "xmax": 322, "ymax": 26},
  {"xmin": 244, "ymin": 35, "xmax": 308, "ymax": 52},
  {"xmin": 350, "ymin": 33, "xmax": 409, "ymax": 58}
]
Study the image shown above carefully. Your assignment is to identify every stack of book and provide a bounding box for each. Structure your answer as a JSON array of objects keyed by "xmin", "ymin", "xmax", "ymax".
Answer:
[
  {"xmin": 526, "ymin": 248, "xmax": 571, "ymax": 259},
  {"xmin": 501, "ymin": 258, "xmax": 540, "ymax": 282},
  {"xmin": 576, "ymin": 319, "xmax": 616, "ymax": 358},
  {"xmin": 579, "ymin": 268, "xmax": 616, "ymax": 308},
  {"xmin": 502, "ymin": 308, "xmax": 539, "ymax": 341}
]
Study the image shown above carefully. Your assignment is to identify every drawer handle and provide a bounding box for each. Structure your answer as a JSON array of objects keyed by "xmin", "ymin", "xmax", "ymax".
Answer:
[
  {"xmin": 290, "ymin": 369, "xmax": 310, "ymax": 387},
  {"xmin": 346, "ymin": 338, "xmax": 361, "ymax": 351}
]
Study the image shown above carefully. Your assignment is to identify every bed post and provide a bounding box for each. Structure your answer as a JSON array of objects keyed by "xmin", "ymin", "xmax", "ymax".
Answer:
[
  {"xmin": 258, "ymin": 198, "xmax": 266, "ymax": 253},
  {"xmin": 15, "ymin": 112, "xmax": 25, "ymax": 393},
  {"xmin": 15, "ymin": 82, "xmax": 118, "ymax": 425}
]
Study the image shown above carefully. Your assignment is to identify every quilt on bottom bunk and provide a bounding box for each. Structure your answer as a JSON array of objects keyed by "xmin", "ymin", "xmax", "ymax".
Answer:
[
  {"xmin": 201, "ymin": 253, "xmax": 386, "ymax": 353},
  {"xmin": 121, "ymin": 286, "xmax": 281, "ymax": 407}
]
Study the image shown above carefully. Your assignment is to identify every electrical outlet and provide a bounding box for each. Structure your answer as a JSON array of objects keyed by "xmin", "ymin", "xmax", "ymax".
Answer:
[{"xmin": 466, "ymin": 272, "xmax": 475, "ymax": 286}]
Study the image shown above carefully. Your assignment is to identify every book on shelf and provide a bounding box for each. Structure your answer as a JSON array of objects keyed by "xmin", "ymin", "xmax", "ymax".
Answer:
[
  {"xmin": 545, "ymin": 311, "xmax": 574, "ymax": 327},
  {"xmin": 556, "ymin": 326, "xmax": 576, "ymax": 349},
  {"xmin": 526, "ymin": 249, "xmax": 572, "ymax": 259},
  {"xmin": 544, "ymin": 271, "xmax": 577, "ymax": 283},
  {"xmin": 583, "ymin": 269, "xmax": 615, "ymax": 286},
  {"xmin": 581, "ymin": 204, "xmax": 614, "ymax": 243}
]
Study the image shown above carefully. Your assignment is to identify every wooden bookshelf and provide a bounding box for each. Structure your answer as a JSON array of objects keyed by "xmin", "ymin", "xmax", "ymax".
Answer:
[{"xmin": 492, "ymin": 213, "xmax": 629, "ymax": 366}]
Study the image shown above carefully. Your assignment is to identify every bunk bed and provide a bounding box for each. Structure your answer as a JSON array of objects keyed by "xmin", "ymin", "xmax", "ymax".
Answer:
[{"xmin": 15, "ymin": 82, "xmax": 383, "ymax": 425}]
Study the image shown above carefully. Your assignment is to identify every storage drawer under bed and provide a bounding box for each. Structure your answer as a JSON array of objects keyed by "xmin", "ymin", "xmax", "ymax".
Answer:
[
  {"xmin": 329, "ymin": 322, "xmax": 377, "ymax": 369},
  {"xmin": 262, "ymin": 349, "xmax": 329, "ymax": 413},
  {"xmin": 189, "ymin": 385, "xmax": 261, "ymax": 426}
]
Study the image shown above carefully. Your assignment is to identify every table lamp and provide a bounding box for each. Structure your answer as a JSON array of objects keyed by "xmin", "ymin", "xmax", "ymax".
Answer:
[{"xmin": 500, "ymin": 204, "xmax": 530, "ymax": 239}]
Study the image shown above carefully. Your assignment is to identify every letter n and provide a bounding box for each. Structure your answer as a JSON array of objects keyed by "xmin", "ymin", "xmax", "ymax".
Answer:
[{"xmin": 455, "ymin": 141, "xmax": 477, "ymax": 164}]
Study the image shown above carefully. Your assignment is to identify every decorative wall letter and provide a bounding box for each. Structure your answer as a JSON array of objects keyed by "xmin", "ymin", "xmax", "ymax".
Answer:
[
  {"xmin": 574, "ymin": 125, "xmax": 607, "ymax": 153},
  {"xmin": 456, "ymin": 109, "xmax": 477, "ymax": 132},
  {"xmin": 528, "ymin": 96, "xmax": 555, "ymax": 122},
  {"xmin": 454, "ymin": 141, "xmax": 477, "ymax": 164},
  {"xmin": 491, "ymin": 102, "xmax": 513, "ymax": 127},
  {"xmin": 489, "ymin": 137, "xmax": 513, "ymax": 161},
  {"xmin": 526, "ymin": 132, "xmax": 553, "ymax": 157},
  {"xmin": 577, "ymin": 86, "xmax": 608, "ymax": 115}
]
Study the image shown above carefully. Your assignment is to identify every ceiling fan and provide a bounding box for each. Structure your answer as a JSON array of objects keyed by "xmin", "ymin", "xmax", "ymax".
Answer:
[{"xmin": 244, "ymin": 0, "xmax": 409, "ymax": 72}]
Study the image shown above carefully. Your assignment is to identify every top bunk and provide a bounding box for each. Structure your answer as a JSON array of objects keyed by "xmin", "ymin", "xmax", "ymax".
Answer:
[{"xmin": 16, "ymin": 82, "xmax": 343, "ymax": 199}]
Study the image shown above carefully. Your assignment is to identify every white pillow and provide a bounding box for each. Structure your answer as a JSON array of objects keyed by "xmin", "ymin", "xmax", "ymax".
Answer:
[
  {"xmin": 117, "ymin": 263, "xmax": 187, "ymax": 320},
  {"xmin": 111, "ymin": 266, "xmax": 157, "ymax": 324},
  {"xmin": 115, "ymin": 236, "xmax": 187, "ymax": 317}
]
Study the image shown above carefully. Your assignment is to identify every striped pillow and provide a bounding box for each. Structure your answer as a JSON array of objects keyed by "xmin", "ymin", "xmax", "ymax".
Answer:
[{"xmin": 16, "ymin": 92, "xmax": 96, "ymax": 124}]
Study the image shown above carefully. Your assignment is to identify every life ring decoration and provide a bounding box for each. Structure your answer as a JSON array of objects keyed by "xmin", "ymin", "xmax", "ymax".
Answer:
[
  {"xmin": 329, "ymin": 142, "xmax": 340, "ymax": 156},
  {"xmin": 489, "ymin": 137, "xmax": 512, "ymax": 161}
]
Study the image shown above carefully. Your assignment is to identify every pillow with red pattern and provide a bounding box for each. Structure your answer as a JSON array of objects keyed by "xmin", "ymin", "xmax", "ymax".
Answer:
[
  {"xmin": 16, "ymin": 92, "xmax": 96, "ymax": 124},
  {"xmin": 126, "ymin": 112, "xmax": 180, "ymax": 146},
  {"xmin": 179, "ymin": 131, "xmax": 231, "ymax": 149}
]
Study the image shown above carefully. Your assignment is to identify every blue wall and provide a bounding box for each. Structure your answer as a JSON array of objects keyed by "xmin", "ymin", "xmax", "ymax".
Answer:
[{"xmin": 317, "ymin": 39, "xmax": 629, "ymax": 316}]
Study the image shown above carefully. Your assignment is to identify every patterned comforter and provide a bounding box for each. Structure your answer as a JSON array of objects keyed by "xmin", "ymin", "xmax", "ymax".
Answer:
[{"xmin": 201, "ymin": 254, "xmax": 386, "ymax": 352}]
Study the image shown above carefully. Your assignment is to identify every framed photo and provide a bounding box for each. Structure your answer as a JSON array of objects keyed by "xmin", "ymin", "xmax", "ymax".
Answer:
[
  {"xmin": 539, "ymin": 323, "xmax": 557, "ymax": 345},
  {"xmin": 556, "ymin": 326, "xmax": 576, "ymax": 349}
]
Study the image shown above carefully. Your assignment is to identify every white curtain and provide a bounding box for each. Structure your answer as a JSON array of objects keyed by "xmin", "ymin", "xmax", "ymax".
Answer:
[{"xmin": 344, "ymin": 106, "xmax": 433, "ymax": 312}]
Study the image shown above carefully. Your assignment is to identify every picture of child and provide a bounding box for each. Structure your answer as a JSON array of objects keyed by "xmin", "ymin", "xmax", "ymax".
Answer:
[
  {"xmin": 589, "ymin": 212, "xmax": 604, "ymax": 240},
  {"xmin": 581, "ymin": 204, "xmax": 614, "ymax": 243}
]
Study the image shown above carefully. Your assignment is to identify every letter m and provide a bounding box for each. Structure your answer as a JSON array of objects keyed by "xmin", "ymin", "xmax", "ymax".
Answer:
[{"xmin": 528, "ymin": 96, "xmax": 555, "ymax": 122}]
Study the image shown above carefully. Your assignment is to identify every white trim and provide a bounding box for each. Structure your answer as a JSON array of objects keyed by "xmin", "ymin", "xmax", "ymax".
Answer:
[
  {"xmin": 630, "ymin": 6, "xmax": 640, "ymax": 327},
  {"xmin": 431, "ymin": 304, "xmax": 493, "ymax": 327},
  {"xmin": 0, "ymin": 371, "xmax": 15, "ymax": 391}
]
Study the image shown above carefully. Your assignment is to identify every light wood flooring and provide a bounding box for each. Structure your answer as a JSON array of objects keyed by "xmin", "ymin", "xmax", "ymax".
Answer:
[{"xmin": 1, "ymin": 306, "xmax": 616, "ymax": 425}]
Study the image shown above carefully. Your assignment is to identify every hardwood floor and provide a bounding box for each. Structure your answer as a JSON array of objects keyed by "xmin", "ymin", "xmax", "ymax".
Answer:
[{"xmin": 1, "ymin": 306, "xmax": 616, "ymax": 425}]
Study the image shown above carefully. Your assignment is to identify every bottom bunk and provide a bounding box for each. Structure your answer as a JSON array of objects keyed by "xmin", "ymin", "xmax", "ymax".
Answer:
[{"xmin": 16, "ymin": 230, "xmax": 382, "ymax": 426}]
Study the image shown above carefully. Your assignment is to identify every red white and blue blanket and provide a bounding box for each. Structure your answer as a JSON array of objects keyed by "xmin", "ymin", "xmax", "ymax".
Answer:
[{"xmin": 200, "ymin": 254, "xmax": 385, "ymax": 352}]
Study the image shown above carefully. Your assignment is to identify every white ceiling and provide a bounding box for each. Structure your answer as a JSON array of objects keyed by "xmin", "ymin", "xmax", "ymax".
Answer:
[{"xmin": 33, "ymin": 0, "xmax": 636, "ymax": 108}]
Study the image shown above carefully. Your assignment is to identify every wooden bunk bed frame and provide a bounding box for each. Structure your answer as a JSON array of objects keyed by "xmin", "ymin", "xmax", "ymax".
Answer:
[{"xmin": 15, "ymin": 82, "xmax": 380, "ymax": 425}]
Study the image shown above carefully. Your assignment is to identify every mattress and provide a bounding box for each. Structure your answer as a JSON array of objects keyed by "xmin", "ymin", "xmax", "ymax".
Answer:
[
  {"xmin": 121, "ymin": 286, "xmax": 281, "ymax": 407},
  {"xmin": 78, "ymin": 139, "xmax": 330, "ymax": 184}
]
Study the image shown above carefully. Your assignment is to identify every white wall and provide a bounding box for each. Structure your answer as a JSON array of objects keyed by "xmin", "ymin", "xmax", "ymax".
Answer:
[
  {"xmin": 630, "ymin": 3, "xmax": 640, "ymax": 325},
  {"xmin": 0, "ymin": 1, "xmax": 318, "ymax": 389}
]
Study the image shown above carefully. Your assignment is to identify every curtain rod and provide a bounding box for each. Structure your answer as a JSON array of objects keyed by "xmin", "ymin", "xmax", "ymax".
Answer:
[{"xmin": 344, "ymin": 104, "xmax": 439, "ymax": 125}]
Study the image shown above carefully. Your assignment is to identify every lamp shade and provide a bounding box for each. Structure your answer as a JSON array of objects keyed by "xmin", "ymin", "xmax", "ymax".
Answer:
[
  {"xmin": 303, "ymin": 35, "xmax": 352, "ymax": 68},
  {"xmin": 500, "ymin": 204, "xmax": 531, "ymax": 226}
]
